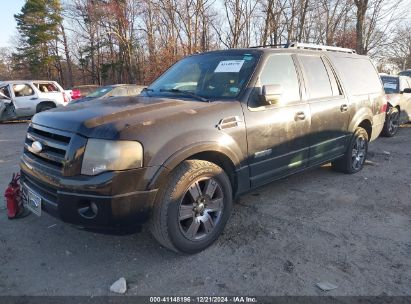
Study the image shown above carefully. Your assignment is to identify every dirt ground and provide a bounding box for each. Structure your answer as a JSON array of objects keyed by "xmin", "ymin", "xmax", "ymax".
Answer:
[{"xmin": 0, "ymin": 122, "xmax": 410, "ymax": 296}]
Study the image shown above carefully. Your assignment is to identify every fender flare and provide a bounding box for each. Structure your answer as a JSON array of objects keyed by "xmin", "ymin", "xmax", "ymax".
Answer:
[
  {"xmin": 147, "ymin": 141, "xmax": 242, "ymax": 190},
  {"xmin": 36, "ymin": 101, "xmax": 57, "ymax": 113}
]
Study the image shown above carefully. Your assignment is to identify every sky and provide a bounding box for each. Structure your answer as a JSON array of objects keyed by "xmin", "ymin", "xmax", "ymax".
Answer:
[
  {"xmin": 0, "ymin": 0, "xmax": 25, "ymax": 48},
  {"xmin": 0, "ymin": 0, "xmax": 410, "ymax": 50}
]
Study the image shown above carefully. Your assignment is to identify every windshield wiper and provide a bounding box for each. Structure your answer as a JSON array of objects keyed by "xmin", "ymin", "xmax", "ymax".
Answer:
[{"xmin": 159, "ymin": 89, "xmax": 210, "ymax": 102}]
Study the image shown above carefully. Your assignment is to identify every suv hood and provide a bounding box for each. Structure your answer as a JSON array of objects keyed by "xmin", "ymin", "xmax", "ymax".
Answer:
[{"xmin": 32, "ymin": 96, "xmax": 218, "ymax": 139}]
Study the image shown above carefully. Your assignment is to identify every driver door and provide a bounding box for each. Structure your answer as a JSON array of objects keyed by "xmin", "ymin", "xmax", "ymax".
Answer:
[{"xmin": 242, "ymin": 54, "xmax": 311, "ymax": 188}]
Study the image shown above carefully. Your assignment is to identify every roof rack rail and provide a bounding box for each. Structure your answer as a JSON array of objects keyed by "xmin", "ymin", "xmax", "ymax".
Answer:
[
  {"xmin": 287, "ymin": 42, "xmax": 356, "ymax": 54},
  {"xmin": 249, "ymin": 44, "xmax": 288, "ymax": 49}
]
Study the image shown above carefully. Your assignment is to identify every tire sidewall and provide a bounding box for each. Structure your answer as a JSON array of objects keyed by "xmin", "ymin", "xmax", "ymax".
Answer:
[
  {"xmin": 166, "ymin": 163, "xmax": 232, "ymax": 254},
  {"xmin": 347, "ymin": 128, "xmax": 368, "ymax": 173},
  {"xmin": 384, "ymin": 107, "xmax": 400, "ymax": 137}
]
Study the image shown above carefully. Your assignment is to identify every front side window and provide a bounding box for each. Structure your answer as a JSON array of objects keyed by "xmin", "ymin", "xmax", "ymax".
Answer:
[
  {"xmin": 299, "ymin": 55, "xmax": 334, "ymax": 99},
  {"xmin": 259, "ymin": 54, "xmax": 301, "ymax": 103},
  {"xmin": 0, "ymin": 85, "xmax": 11, "ymax": 98},
  {"xmin": 13, "ymin": 84, "xmax": 34, "ymax": 97},
  {"xmin": 381, "ymin": 76, "xmax": 399, "ymax": 94},
  {"xmin": 148, "ymin": 51, "xmax": 260, "ymax": 100}
]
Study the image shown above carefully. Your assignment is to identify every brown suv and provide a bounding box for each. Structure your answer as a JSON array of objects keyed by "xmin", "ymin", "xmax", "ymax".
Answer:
[{"xmin": 20, "ymin": 43, "xmax": 386, "ymax": 253}]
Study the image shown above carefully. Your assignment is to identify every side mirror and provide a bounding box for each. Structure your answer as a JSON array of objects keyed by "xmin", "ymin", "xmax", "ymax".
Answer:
[
  {"xmin": 260, "ymin": 84, "xmax": 283, "ymax": 105},
  {"xmin": 402, "ymin": 88, "xmax": 411, "ymax": 94}
]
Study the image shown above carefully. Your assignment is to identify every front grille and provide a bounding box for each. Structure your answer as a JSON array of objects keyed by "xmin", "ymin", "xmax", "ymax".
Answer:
[{"xmin": 24, "ymin": 124, "xmax": 72, "ymax": 173}]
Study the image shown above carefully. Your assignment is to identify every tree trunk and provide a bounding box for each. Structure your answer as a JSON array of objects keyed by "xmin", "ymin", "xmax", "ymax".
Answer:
[{"xmin": 60, "ymin": 24, "xmax": 73, "ymax": 87}]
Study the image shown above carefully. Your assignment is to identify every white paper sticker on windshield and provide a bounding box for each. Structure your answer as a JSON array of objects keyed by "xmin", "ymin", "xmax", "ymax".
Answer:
[
  {"xmin": 384, "ymin": 82, "xmax": 397, "ymax": 90},
  {"xmin": 214, "ymin": 60, "xmax": 245, "ymax": 73}
]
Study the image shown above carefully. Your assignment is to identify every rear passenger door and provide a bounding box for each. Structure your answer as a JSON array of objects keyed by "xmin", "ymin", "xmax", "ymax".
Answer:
[
  {"xmin": 243, "ymin": 54, "xmax": 311, "ymax": 188},
  {"xmin": 297, "ymin": 55, "xmax": 350, "ymax": 166}
]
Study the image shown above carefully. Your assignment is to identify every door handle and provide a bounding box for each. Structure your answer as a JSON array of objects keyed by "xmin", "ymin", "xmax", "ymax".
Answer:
[
  {"xmin": 340, "ymin": 104, "xmax": 348, "ymax": 112},
  {"xmin": 295, "ymin": 111, "xmax": 306, "ymax": 120},
  {"xmin": 30, "ymin": 97, "xmax": 38, "ymax": 100}
]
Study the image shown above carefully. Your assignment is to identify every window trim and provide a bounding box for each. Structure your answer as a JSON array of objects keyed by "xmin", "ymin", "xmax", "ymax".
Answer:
[
  {"xmin": 12, "ymin": 83, "xmax": 35, "ymax": 98},
  {"xmin": 247, "ymin": 53, "xmax": 304, "ymax": 111},
  {"xmin": 297, "ymin": 54, "xmax": 345, "ymax": 102}
]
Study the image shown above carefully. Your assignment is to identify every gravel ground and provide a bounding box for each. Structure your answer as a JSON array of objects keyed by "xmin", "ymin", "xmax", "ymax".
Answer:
[{"xmin": 0, "ymin": 122, "xmax": 410, "ymax": 296}]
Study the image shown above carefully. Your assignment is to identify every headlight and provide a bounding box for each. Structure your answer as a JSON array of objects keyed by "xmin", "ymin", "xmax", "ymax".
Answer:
[{"xmin": 81, "ymin": 139, "xmax": 143, "ymax": 175}]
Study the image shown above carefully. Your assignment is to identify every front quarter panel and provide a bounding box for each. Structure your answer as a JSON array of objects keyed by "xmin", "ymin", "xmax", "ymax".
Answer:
[{"xmin": 119, "ymin": 100, "xmax": 247, "ymax": 172}]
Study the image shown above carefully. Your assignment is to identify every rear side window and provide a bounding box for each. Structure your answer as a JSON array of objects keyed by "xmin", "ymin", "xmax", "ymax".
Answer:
[
  {"xmin": 34, "ymin": 82, "xmax": 60, "ymax": 93},
  {"xmin": 259, "ymin": 54, "xmax": 300, "ymax": 103},
  {"xmin": 299, "ymin": 55, "xmax": 337, "ymax": 99},
  {"xmin": 332, "ymin": 57, "xmax": 382, "ymax": 95},
  {"xmin": 128, "ymin": 87, "xmax": 143, "ymax": 96},
  {"xmin": 112, "ymin": 87, "xmax": 128, "ymax": 96}
]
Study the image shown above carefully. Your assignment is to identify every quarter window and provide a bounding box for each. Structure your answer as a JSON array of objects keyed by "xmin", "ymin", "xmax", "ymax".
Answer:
[
  {"xmin": 299, "ymin": 56, "xmax": 334, "ymax": 99},
  {"xmin": 13, "ymin": 84, "xmax": 34, "ymax": 97},
  {"xmin": 259, "ymin": 54, "xmax": 300, "ymax": 103}
]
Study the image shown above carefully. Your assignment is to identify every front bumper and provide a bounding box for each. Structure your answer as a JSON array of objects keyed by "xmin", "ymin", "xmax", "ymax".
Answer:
[{"xmin": 20, "ymin": 162, "xmax": 159, "ymax": 229}]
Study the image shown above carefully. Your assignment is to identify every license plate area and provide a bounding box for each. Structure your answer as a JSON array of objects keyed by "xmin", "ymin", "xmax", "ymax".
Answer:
[{"xmin": 22, "ymin": 183, "xmax": 42, "ymax": 216}]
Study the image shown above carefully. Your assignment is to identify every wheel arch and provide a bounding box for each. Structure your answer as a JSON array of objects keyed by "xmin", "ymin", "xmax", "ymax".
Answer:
[
  {"xmin": 36, "ymin": 101, "xmax": 56, "ymax": 113},
  {"xmin": 148, "ymin": 143, "xmax": 241, "ymax": 194},
  {"xmin": 357, "ymin": 119, "xmax": 372, "ymax": 140},
  {"xmin": 348, "ymin": 107, "xmax": 374, "ymax": 141}
]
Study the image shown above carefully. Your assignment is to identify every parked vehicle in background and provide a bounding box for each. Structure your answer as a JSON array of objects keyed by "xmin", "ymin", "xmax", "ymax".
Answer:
[
  {"xmin": 380, "ymin": 75, "xmax": 411, "ymax": 136},
  {"xmin": 66, "ymin": 84, "xmax": 101, "ymax": 100},
  {"xmin": 70, "ymin": 84, "xmax": 145, "ymax": 104},
  {"xmin": 0, "ymin": 80, "xmax": 69, "ymax": 122},
  {"xmin": 399, "ymin": 70, "xmax": 411, "ymax": 77},
  {"xmin": 20, "ymin": 43, "xmax": 386, "ymax": 253}
]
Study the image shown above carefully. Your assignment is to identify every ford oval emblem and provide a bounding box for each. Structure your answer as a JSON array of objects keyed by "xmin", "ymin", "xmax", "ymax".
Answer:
[{"xmin": 31, "ymin": 141, "xmax": 43, "ymax": 153}]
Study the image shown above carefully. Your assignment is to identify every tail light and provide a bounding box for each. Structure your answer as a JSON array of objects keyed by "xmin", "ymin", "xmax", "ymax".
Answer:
[
  {"xmin": 62, "ymin": 92, "xmax": 69, "ymax": 103},
  {"xmin": 71, "ymin": 89, "xmax": 81, "ymax": 99}
]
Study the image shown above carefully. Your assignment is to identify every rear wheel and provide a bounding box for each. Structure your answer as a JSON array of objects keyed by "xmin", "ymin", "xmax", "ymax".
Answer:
[
  {"xmin": 332, "ymin": 127, "xmax": 368, "ymax": 174},
  {"xmin": 150, "ymin": 160, "xmax": 232, "ymax": 254},
  {"xmin": 381, "ymin": 107, "xmax": 400, "ymax": 137}
]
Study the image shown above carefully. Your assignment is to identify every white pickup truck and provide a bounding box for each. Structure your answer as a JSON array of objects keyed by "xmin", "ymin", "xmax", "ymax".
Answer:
[{"xmin": 0, "ymin": 80, "xmax": 70, "ymax": 121}]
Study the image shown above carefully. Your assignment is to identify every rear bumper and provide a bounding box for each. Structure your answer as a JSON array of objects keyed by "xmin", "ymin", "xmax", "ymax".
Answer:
[
  {"xmin": 371, "ymin": 112, "xmax": 386, "ymax": 141},
  {"xmin": 20, "ymin": 165, "xmax": 158, "ymax": 229}
]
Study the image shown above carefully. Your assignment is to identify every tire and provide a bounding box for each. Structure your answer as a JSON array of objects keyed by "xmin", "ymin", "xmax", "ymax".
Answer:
[
  {"xmin": 150, "ymin": 160, "xmax": 233, "ymax": 254},
  {"xmin": 332, "ymin": 127, "xmax": 369, "ymax": 174},
  {"xmin": 37, "ymin": 104, "xmax": 54, "ymax": 113},
  {"xmin": 381, "ymin": 107, "xmax": 400, "ymax": 137}
]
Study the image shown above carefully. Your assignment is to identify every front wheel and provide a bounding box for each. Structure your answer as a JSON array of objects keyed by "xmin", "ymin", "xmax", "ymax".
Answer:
[
  {"xmin": 332, "ymin": 127, "xmax": 369, "ymax": 174},
  {"xmin": 150, "ymin": 160, "xmax": 232, "ymax": 254},
  {"xmin": 381, "ymin": 107, "xmax": 400, "ymax": 137}
]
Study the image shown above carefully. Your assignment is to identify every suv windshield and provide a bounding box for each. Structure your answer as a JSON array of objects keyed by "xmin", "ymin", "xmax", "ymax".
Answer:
[
  {"xmin": 381, "ymin": 76, "xmax": 399, "ymax": 94},
  {"xmin": 147, "ymin": 51, "xmax": 260, "ymax": 100}
]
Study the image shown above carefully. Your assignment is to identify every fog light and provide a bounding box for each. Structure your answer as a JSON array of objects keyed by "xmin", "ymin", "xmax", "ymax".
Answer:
[{"xmin": 78, "ymin": 201, "xmax": 98, "ymax": 219}]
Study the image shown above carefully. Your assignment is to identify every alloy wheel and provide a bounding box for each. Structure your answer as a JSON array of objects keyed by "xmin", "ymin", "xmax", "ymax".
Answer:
[
  {"xmin": 178, "ymin": 177, "xmax": 224, "ymax": 241},
  {"xmin": 351, "ymin": 136, "xmax": 366, "ymax": 170}
]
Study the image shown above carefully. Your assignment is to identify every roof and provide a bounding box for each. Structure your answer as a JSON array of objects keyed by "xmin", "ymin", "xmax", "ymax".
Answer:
[{"xmin": 0, "ymin": 80, "xmax": 59, "ymax": 85}]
